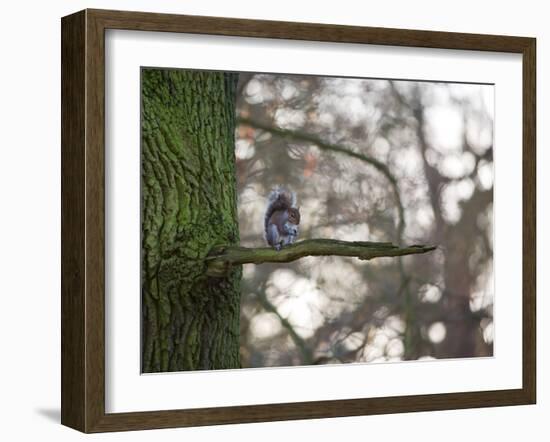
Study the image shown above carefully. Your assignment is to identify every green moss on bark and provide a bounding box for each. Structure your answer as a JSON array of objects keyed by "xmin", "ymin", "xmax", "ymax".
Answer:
[{"xmin": 141, "ymin": 69, "xmax": 241, "ymax": 372}]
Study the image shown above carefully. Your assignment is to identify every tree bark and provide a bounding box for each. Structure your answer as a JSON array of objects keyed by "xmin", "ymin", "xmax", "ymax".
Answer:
[{"xmin": 141, "ymin": 69, "xmax": 241, "ymax": 372}]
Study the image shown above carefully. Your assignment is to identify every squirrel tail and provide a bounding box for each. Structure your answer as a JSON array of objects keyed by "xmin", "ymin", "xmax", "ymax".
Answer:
[{"xmin": 264, "ymin": 186, "xmax": 297, "ymax": 233}]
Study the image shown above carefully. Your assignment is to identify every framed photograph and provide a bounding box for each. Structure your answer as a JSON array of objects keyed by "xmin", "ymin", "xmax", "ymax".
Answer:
[{"xmin": 61, "ymin": 9, "xmax": 536, "ymax": 433}]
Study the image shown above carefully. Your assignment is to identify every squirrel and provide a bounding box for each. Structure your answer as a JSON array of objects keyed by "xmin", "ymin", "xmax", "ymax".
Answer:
[{"xmin": 264, "ymin": 187, "xmax": 301, "ymax": 250}]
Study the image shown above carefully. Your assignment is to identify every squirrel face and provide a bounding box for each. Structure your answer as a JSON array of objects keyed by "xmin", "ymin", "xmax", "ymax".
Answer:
[{"xmin": 287, "ymin": 207, "xmax": 301, "ymax": 225}]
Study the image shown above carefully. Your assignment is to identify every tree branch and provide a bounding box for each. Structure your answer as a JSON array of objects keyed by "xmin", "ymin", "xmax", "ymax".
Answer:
[
  {"xmin": 206, "ymin": 239, "xmax": 436, "ymax": 277},
  {"xmin": 255, "ymin": 290, "xmax": 314, "ymax": 364},
  {"xmin": 237, "ymin": 117, "xmax": 406, "ymax": 242}
]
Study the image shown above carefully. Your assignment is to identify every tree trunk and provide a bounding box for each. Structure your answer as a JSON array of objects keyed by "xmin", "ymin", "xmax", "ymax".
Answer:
[{"xmin": 141, "ymin": 69, "xmax": 241, "ymax": 372}]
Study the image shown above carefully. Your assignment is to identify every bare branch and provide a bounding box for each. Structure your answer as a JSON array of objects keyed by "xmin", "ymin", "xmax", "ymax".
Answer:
[
  {"xmin": 206, "ymin": 239, "xmax": 436, "ymax": 277},
  {"xmin": 237, "ymin": 117, "xmax": 406, "ymax": 242},
  {"xmin": 255, "ymin": 290, "xmax": 314, "ymax": 364}
]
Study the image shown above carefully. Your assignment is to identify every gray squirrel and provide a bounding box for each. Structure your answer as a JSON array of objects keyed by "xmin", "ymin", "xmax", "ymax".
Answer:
[{"xmin": 264, "ymin": 187, "xmax": 301, "ymax": 250}]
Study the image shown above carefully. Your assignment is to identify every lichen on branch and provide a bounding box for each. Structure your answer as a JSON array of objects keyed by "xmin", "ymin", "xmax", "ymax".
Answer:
[{"xmin": 206, "ymin": 239, "xmax": 436, "ymax": 277}]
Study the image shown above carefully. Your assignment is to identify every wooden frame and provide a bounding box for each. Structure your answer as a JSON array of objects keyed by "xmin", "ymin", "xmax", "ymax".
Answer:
[{"xmin": 61, "ymin": 8, "xmax": 536, "ymax": 433}]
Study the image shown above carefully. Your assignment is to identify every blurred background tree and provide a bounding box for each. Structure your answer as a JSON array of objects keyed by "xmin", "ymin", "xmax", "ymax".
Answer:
[{"xmin": 234, "ymin": 73, "xmax": 494, "ymax": 367}]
